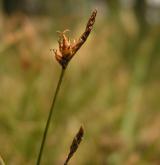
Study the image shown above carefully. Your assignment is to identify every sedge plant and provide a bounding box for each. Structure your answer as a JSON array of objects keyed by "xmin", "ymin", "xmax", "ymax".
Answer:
[{"xmin": 36, "ymin": 9, "xmax": 97, "ymax": 165}]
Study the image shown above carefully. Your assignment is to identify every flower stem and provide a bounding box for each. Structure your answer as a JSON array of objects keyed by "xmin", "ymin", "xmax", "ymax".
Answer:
[{"xmin": 36, "ymin": 68, "xmax": 65, "ymax": 165}]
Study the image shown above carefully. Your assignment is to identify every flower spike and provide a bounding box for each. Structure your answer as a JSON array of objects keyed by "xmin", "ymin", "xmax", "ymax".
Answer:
[{"xmin": 53, "ymin": 9, "xmax": 97, "ymax": 69}]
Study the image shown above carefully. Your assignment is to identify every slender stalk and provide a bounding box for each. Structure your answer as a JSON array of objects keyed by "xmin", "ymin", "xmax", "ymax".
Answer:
[{"xmin": 36, "ymin": 68, "xmax": 65, "ymax": 165}]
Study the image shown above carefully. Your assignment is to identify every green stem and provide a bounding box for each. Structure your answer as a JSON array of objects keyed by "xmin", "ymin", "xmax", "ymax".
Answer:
[{"xmin": 36, "ymin": 68, "xmax": 65, "ymax": 165}]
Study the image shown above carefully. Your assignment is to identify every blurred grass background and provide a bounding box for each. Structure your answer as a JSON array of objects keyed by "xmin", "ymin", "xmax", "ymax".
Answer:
[{"xmin": 0, "ymin": 0, "xmax": 160, "ymax": 164}]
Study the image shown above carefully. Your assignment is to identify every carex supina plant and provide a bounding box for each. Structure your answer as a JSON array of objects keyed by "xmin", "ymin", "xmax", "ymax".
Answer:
[{"xmin": 36, "ymin": 9, "xmax": 97, "ymax": 165}]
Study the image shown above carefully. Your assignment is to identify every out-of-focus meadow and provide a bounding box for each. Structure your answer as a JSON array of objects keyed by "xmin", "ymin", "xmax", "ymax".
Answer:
[{"xmin": 0, "ymin": 0, "xmax": 160, "ymax": 164}]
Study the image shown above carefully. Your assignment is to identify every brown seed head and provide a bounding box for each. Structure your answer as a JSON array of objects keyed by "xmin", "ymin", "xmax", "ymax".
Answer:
[
  {"xmin": 64, "ymin": 126, "xmax": 84, "ymax": 165},
  {"xmin": 53, "ymin": 9, "xmax": 97, "ymax": 69}
]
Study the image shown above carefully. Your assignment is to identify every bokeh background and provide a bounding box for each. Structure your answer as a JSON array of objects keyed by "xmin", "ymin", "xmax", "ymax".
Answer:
[{"xmin": 0, "ymin": 0, "xmax": 160, "ymax": 164}]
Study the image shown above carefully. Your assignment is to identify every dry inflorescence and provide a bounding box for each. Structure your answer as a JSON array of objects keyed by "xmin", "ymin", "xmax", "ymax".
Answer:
[
  {"xmin": 64, "ymin": 126, "xmax": 84, "ymax": 165},
  {"xmin": 53, "ymin": 9, "xmax": 97, "ymax": 69}
]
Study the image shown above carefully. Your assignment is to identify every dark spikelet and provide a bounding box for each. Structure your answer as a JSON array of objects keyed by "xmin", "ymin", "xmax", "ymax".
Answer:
[
  {"xmin": 73, "ymin": 9, "xmax": 97, "ymax": 53},
  {"xmin": 64, "ymin": 126, "xmax": 84, "ymax": 165},
  {"xmin": 84, "ymin": 9, "xmax": 97, "ymax": 39}
]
